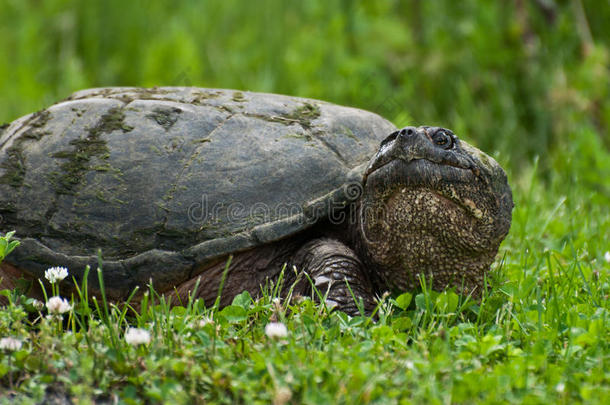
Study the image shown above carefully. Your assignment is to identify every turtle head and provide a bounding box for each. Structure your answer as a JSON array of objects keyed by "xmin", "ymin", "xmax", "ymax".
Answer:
[{"xmin": 358, "ymin": 126, "xmax": 513, "ymax": 296}]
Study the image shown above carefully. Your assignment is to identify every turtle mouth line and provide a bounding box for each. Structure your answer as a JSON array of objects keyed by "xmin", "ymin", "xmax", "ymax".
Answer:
[{"xmin": 363, "ymin": 157, "xmax": 474, "ymax": 187}]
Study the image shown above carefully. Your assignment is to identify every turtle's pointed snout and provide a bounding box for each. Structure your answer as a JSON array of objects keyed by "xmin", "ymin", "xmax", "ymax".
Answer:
[
  {"xmin": 395, "ymin": 126, "xmax": 430, "ymax": 148},
  {"xmin": 365, "ymin": 125, "xmax": 449, "ymax": 182},
  {"xmin": 397, "ymin": 126, "xmax": 417, "ymax": 139},
  {"xmin": 363, "ymin": 126, "xmax": 419, "ymax": 185}
]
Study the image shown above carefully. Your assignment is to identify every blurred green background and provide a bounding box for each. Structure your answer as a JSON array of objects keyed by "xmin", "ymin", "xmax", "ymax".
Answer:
[{"xmin": 1, "ymin": 0, "xmax": 609, "ymax": 183}]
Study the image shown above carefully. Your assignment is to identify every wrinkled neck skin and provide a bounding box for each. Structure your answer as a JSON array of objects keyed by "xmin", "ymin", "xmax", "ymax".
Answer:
[{"xmin": 348, "ymin": 195, "xmax": 499, "ymax": 298}]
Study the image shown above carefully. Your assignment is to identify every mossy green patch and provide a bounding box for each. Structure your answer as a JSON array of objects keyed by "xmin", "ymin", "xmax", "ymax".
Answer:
[
  {"xmin": 283, "ymin": 133, "xmax": 313, "ymax": 142},
  {"xmin": 340, "ymin": 125, "xmax": 358, "ymax": 141},
  {"xmin": 191, "ymin": 138, "xmax": 211, "ymax": 144},
  {"xmin": 95, "ymin": 190, "xmax": 126, "ymax": 205},
  {"xmin": 0, "ymin": 146, "xmax": 26, "ymax": 187},
  {"xmin": 0, "ymin": 110, "xmax": 51, "ymax": 188},
  {"xmin": 117, "ymin": 94, "xmax": 135, "ymax": 104},
  {"xmin": 146, "ymin": 107, "xmax": 182, "ymax": 131},
  {"xmin": 217, "ymin": 105, "xmax": 234, "ymax": 114},
  {"xmin": 149, "ymin": 145, "xmax": 162, "ymax": 156},
  {"xmin": 251, "ymin": 103, "xmax": 321, "ymax": 129},
  {"xmin": 281, "ymin": 103, "xmax": 320, "ymax": 129},
  {"xmin": 190, "ymin": 90, "xmax": 221, "ymax": 105},
  {"xmin": 49, "ymin": 107, "xmax": 132, "ymax": 195},
  {"xmin": 232, "ymin": 92, "xmax": 246, "ymax": 102},
  {"xmin": 0, "ymin": 201, "xmax": 17, "ymax": 213},
  {"xmin": 96, "ymin": 107, "xmax": 134, "ymax": 133},
  {"xmin": 70, "ymin": 107, "xmax": 86, "ymax": 117}
]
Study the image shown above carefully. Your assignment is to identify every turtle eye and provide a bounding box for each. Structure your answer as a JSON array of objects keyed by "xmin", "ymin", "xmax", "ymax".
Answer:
[{"xmin": 431, "ymin": 130, "xmax": 454, "ymax": 150}]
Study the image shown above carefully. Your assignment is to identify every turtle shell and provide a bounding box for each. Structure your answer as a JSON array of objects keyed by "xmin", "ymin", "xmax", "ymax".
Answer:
[{"xmin": 0, "ymin": 87, "xmax": 396, "ymax": 297}]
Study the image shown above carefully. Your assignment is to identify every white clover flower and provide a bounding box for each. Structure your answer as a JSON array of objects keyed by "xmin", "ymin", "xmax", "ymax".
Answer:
[
  {"xmin": 265, "ymin": 322, "xmax": 288, "ymax": 339},
  {"xmin": 556, "ymin": 382, "xmax": 565, "ymax": 393},
  {"xmin": 31, "ymin": 299, "xmax": 44, "ymax": 311},
  {"xmin": 46, "ymin": 296, "xmax": 72, "ymax": 314},
  {"xmin": 274, "ymin": 386, "xmax": 292, "ymax": 405},
  {"xmin": 0, "ymin": 337, "xmax": 22, "ymax": 351},
  {"xmin": 45, "ymin": 266, "xmax": 68, "ymax": 283},
  {"xmin": 604, "ymin": 251, "xmax": 610, "ymax": 263},
  {"xmin": 197, "ymin": 316, "xmax": 214, "ymax": 328},
  {"xmin": 403, "ymin": 360, "xmax": 415, "ymax": 370},
  {"xmin": 125, "ymin": 327, "xmax": 151, "ymax": 346}
]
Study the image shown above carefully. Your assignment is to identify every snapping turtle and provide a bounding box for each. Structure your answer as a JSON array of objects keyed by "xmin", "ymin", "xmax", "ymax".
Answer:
[{"xmin": 0, "ymin": 87, "xmax": 512, "ymax": 314}]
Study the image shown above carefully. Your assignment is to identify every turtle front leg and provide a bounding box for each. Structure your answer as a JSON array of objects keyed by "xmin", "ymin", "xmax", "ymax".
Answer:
[{"xmin": 289, "ymin": 238, "xmax": 376, "ymax": 316}]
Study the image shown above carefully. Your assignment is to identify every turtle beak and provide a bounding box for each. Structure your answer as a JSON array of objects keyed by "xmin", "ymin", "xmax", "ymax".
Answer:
[
  {"xmin": 363, "ymin": 126, "xmax": 424, "ymax": 185},
  {"xmin": 363, "ymin": 126, "xmax": 481, "ymax": 186}
]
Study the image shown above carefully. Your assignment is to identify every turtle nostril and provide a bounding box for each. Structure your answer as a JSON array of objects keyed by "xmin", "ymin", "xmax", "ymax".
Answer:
[{"xmin": 399, "ymin": 127, "xmax": 416, "ymax": 137}]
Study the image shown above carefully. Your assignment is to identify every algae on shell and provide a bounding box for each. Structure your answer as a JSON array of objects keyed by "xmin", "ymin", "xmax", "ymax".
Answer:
[
  {"xmin": 49, "ymin": 107, "xmax": 132, "ymax": 195},
  {"xmin": 0, "ymin": 110, "xmax": 52, "ymax": 188}
]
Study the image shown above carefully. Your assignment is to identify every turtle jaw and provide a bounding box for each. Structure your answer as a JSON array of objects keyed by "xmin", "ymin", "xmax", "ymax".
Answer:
[
  {"xmin": 362, "ymin": 126, "xmax": 479, "ymax": 187},
  {"xmin": 363, "ymin": 158, "xmax": 483, "ymax": 220},
  {"xmin": 359, "ymin": 156, "xmax": 502, "ymax": 251}
]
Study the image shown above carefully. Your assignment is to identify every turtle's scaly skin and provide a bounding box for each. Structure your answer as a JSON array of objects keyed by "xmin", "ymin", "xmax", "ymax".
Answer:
[{"xmin": 0, "ymin": 88, "xmax": 512, "ymax": 313}]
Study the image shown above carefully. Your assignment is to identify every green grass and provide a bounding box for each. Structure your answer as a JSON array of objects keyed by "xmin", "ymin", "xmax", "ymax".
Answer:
[{"xmin": 1, "ymin": 162, "xmax": 609, "ymax": 403}]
